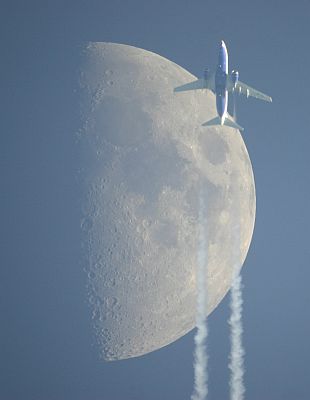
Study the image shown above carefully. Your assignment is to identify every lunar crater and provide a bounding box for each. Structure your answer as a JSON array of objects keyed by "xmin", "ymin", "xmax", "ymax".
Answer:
[{"xmin": 199, "ymin": 130, "xmax": 229, "ymax": 165}]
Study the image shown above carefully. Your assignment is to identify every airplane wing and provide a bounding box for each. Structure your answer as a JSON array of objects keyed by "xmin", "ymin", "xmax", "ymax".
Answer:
[
  {"xmin": 174, "ymin": 75, "xmax": 215, "ymax": 93},
  {"xmin": 234, "ymin": 81, "xmax": 272, "ymax": 102}
]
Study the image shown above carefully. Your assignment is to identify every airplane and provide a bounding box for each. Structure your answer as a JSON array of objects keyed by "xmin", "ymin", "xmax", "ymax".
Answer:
[{"xmin": 174, "ymin": 40, "xmax": 272, "ymax": 131}]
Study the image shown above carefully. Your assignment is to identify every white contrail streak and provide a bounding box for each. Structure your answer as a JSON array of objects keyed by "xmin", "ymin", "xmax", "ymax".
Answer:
[
  {"xmin": 228, "ymin": 224, "xmax": 245, "ymax": 400},
  {"xmin": 191, "ymin": 195, "xmax": 208, "ymax": 400}
]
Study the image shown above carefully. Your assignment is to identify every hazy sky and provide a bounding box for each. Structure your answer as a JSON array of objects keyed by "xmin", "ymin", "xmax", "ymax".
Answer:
[{"xmin": 2, "ymin": 1, "xmax": 310, "ymax": 399}]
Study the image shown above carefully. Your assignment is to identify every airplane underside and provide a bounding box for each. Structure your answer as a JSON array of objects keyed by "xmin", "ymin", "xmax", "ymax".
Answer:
[{"xmin": 174, "ymin": 40, "xmax": 272, "ymax": 131}]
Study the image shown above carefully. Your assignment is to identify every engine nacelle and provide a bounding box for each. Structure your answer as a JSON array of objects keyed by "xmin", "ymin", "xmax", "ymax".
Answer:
[
  {"xmin": 231, "ymin": 69, "xmax": 239, "ymax": 88},
  {"xmin": 203, "ymin": 67, "xmax": 210, "ymax": 81}
]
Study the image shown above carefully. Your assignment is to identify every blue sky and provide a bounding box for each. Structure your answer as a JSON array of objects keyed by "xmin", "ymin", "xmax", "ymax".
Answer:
[{"xmin": 2, "ymin": 1, "xmax": 310, "ymax": 399}]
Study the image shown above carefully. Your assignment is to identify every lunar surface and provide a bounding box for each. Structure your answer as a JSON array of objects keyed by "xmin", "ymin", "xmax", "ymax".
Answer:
[{"xmin": 78, "ymin": 42, "xmax": 256, "ymax": 361}]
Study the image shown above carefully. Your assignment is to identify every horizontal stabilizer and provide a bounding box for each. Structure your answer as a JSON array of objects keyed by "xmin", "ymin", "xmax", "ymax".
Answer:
[
  {"xmin": 202, "ymin": 116, "xmax": 221, "ymax": 127},
  {"xmin": 202, "ymin": 116, "xmax": 244, "ymax": 131}
]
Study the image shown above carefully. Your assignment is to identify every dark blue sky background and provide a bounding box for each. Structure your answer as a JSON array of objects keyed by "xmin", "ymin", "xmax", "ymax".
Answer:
[{"xmin": 2, "ymin": 1, "xmax": 310, "ymax": 399}]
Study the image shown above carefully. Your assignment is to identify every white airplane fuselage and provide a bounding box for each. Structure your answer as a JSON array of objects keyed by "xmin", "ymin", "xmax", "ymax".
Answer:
[{"xmin": 215, "ymin": 40, "xmax": 229, "ymax": 125}]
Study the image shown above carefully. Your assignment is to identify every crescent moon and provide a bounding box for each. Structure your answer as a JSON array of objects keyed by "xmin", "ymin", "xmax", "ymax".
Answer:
[{"xmin": 78, "ymin": 42, "xmax": 256, "ymax": 361}]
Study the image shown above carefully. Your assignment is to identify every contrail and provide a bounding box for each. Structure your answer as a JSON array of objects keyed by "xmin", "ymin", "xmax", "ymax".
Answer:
[
  {"xmin": 228, "ymin": 223, "xmax": 245, "ymax": 400},
  {"xmin": 191, "ymin": 194, "xmax": 208, "ymax": 400}
]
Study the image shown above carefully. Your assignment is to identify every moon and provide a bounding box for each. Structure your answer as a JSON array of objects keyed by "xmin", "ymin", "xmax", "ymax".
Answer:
[{"xmin": 78, "ymin": 42, "xmax": 255, "ymax": 361}]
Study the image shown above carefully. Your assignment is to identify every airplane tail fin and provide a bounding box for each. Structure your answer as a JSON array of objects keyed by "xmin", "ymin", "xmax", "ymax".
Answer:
[{"xmin": 202, "ymin": 116, "xmax": 244, "ymax": 131}]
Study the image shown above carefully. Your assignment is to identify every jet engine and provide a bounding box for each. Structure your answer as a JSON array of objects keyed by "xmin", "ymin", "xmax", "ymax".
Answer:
[
  {"xmin": 203, "ymin": 67, "xmax": 210, "ymax": 81},
  {"xmin": 231, "ymin": 70, "xmax": 239, "ymax": 89}
]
